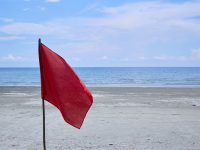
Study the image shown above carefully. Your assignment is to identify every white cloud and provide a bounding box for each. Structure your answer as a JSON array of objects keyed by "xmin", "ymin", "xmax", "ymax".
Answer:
[
  {"xmin": 95, "ymin": 1, "xmax": 200, "ymax": 32},
  {"xmin": 1, "ymin": 55, "xmax": 24, "ymax": 62},
  {"xmin": 72, "ymin": 57, "xmax": 80, "ymax": 62},
  {"xmin": 120, "ymin": 58, "xmax": 129, "ymax": 61},
  {"xmin": 39, "ymin": 6, "xmax": 46, "ymax": 11},
  {"xmin": 23, "ymin": 8, "xmax": 30, "ymax": 11},
  {"xmin": 1, "ymin": 1, "xmax": 200, "ymax": 40},
  {"xmin": 154, "ymin": 56, "xmax": 176, "ymax": 61},
  {"xmin": 78, "ymin": 3, "xmax": 100, "ymax": 14},
  {"xmin": 153, "ymin": 48, "xmax": 200, "ymax": 61},
  {"xmin": 0, "ymin": 22, "xmax": 70, "ymax": 35},
  {"xmin": 0, "ymin": 1, "xmax": 200, "ymax": 61},
  {"xmin": 1, "ymin": 1, "xmax": 200, "ymax": 36},
  {"xmin": 0, "ymin": 36, "xmax": 25, "ymax": 41},
  {"xmin": 191, "ymin": 48, "xmax": 200, "ymax": 59},
  {"xmin": 100, "ymin": 56, "xmax": 108, "ymax": 60},
  {"xmin": 46, "ymin": 0, "xmax": 60, "ymax": 3},
  {"xmin": 138, "ymin": 56, "xmax": 146, "ymax": 60},
  {"xmin": 0, "ymin": 17, "xmax": 14, "ymax": 23},
  {"xmin": 153, "ymin": 55, "xmax": 188, "ymax": 61},
  {"xmin": 154, "ymin": 56, "xmax": 170, "ymax": 60}
]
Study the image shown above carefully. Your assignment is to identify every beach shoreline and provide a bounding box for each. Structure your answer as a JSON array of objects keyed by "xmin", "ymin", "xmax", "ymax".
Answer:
[{"xmin": 0, "ymin": 86, "xmax": 200, "ymax": 149}]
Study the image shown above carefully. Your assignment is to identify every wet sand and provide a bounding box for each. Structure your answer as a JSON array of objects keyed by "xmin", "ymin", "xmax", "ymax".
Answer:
[{"xmin": 0, "ymin": 86, "xmax": 200, "ymax": 150}]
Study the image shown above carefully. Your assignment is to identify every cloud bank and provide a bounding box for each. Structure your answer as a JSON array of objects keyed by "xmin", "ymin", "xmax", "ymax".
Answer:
[{"xmin": 0, "ymin": 1, "xmax": 200, "ymax": 66}]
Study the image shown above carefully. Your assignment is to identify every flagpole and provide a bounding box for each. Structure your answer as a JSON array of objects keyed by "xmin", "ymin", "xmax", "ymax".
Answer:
[
  {"xmin": 42, "ymin": 98, "xmax": 46, "ymax": 150},
  {"xmin": 38, "ymin": 38, "xmax": 46, "ymax": 150}
]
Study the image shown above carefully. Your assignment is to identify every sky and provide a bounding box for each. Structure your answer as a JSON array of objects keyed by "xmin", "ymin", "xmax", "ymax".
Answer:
[{"xmin": 0, "ymin": 0, "xmax": 200, "ymax": 67}]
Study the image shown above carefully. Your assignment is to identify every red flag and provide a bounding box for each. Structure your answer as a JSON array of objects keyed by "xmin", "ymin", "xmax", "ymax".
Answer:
[{"xmin": 38, "ymin": 40, "xmax": 93, "ymax": 129}]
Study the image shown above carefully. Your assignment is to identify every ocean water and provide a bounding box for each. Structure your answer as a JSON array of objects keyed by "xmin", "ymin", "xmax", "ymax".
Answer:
[{"xmin": 0, "ymin": 67, "xmax": 200, "ymax": 87}]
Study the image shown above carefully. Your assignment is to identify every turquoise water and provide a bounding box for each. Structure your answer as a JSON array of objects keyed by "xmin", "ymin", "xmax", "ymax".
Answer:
[{"xmin": 0, "ymin": 67, "xmax": 200, "ymax": 87}]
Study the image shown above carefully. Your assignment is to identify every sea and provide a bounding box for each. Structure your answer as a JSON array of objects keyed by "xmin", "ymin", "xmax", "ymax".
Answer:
[{"xmin": 0, "ymin": 67, "xmax": 200, "ymax": 87}]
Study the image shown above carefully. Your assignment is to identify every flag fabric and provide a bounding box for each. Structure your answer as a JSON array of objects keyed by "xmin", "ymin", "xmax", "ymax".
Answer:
[{"xmin": 38, "ymin": 40, "xmax": 93, "ymax": 129}]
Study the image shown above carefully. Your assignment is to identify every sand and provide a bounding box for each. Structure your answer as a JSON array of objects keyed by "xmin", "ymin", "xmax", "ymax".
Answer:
[{"xmin": 0, "ymin": 86, "xmax": 200, "ymax": 150}]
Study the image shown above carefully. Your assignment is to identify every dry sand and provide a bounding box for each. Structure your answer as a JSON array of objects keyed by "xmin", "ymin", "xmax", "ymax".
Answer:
[{"xmin": 0, "ymin": 86, "xmax": 200, "ymax": 150}]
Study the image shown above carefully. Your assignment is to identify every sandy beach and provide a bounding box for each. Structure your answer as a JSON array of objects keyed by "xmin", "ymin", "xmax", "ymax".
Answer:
[{"xmin": 0, "ymin": 86, "xmax": 200, "ymax": 150}]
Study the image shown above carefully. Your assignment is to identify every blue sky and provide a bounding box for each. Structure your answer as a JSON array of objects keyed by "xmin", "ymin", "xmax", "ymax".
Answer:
[{"xmin": 0, "ymin": 0, "xmax": 200, "ymax": 67}]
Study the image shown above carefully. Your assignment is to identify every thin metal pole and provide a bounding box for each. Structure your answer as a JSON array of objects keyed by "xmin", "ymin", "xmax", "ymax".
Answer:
[
  {"xmin": 39, "ymin": 38, "xmax": 46, "ymax": 150},
  {"xmin": 42, "ymin": 99, "xmax": 46, "ymax": 150}
]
